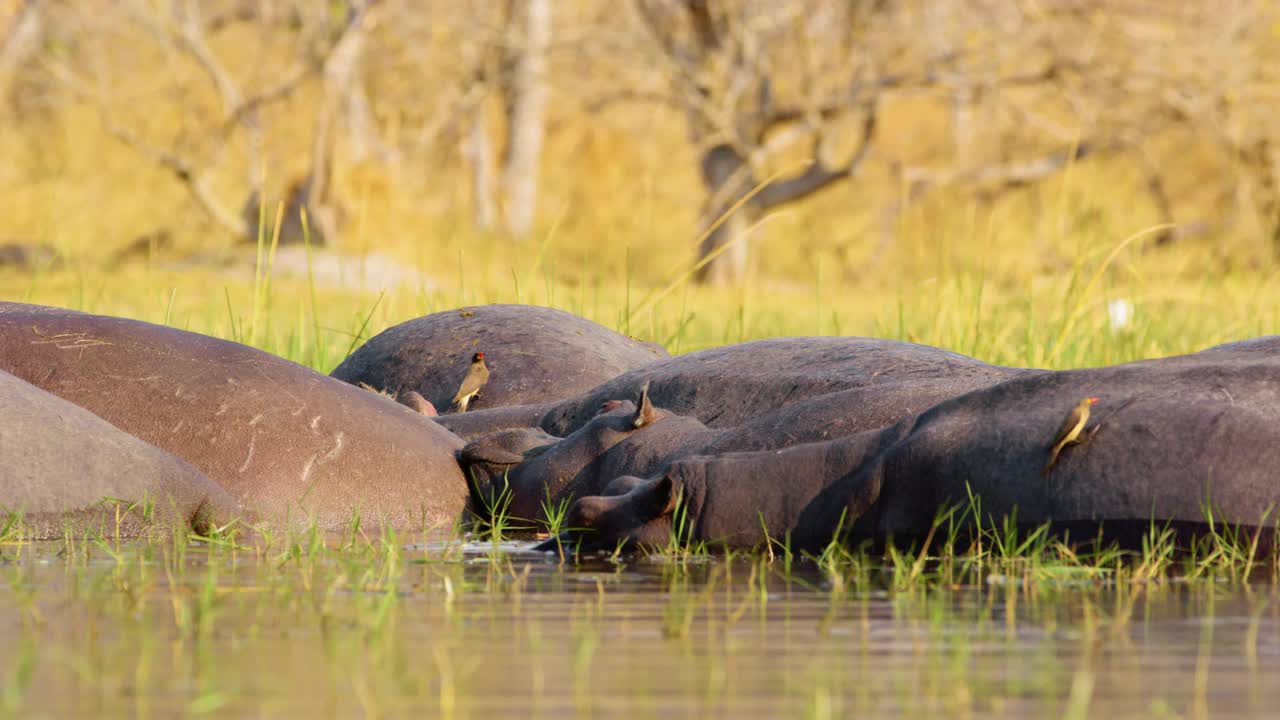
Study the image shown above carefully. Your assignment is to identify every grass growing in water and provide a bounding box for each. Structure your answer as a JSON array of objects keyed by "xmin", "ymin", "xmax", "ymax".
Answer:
[
  {"xmin": 0, "ymin": 506, "xmax": 1276, "ymax": 717},
  {"xmin": 3, "ymin": 179, "xmax": 1280, "ymax": 714}
]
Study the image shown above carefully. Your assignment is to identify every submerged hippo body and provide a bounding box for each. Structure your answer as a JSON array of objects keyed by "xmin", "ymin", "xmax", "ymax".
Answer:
[
  {"xmin": 0, "ymin": 369, "xmax": 239, "ymax": 538},
  {"xmin": 556, "ymin": 352, "xmax": 1280, "ymax": 552},
  {"xmin": 462, "ymin": 340, "xmax": 1035, "ymax": 529},
  {"xmin": 331, "ymin": 304, "xmax": 669, "ymax": 414},
  {"xmin": 0, "ymin": 303, "xmax": 467, "ymax": 530},
  {"xmin": 440, "ymin": 336, "xmax": 1031, "ymax": 441}
]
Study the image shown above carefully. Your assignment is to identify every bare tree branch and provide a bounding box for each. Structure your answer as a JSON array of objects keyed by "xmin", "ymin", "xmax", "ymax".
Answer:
[
  {"xmin": 51, "ymin": 69, "xmax": 245, "ymax": 236},
  {"xmin": 755, "ymin": 103, "xmax": 878, "ymax": 209},
  {"xmin": 172, "ymin": 1, "xmax": 242, "ymax": 111},
  {"xmin": 214, "ymin": 65, "xmax": 315, "ymax": 139},
  {"xmin": 902, "ymin": 142, "xmax": 1110, "ymax": 200},
  {"xmin": 42, "ymin": 1, "xmax": 367, "ymax": 242}
]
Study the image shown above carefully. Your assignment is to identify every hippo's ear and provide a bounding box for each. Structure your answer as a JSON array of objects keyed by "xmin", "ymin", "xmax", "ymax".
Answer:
[
  {"xmin": 641, "ymin": 475, "xmax": 678, "ymax": 517},
  {"xmin": 846, "ymin": 470, "xmax": 884, "ymax": 522},
  {"xmin": 460, "ymin": 438, "xmax": 525, "ymax": 466},
  {"xmin": 632, "ymin": 382, "xmax": 658, "ymax": 429},
  {"xmin": 460, "ymin": 428, "xmax": 557, "ymax": 466},
  {"xmin": 399, "ymin": 390, "xmax": 438, "ymax": 417},
  {"xmin": 570, "ymin": 496, "xmax": 611, "ymax": 528},
  {"xmin": 600, "ymin": 474, "xmax": 647, "ymax": 497}
]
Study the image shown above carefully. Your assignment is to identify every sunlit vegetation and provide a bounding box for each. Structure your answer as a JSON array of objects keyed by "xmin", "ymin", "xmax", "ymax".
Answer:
[{"xmin": 4, "ymin": 0, "xmax": 1280, "ymax": 716}]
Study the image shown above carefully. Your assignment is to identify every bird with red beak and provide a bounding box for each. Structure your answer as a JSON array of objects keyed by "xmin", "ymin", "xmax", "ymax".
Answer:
[
  {"xmin": 452, "ymin": 352, "xmax": 490, "ymax": 413},
  {"xmin": 1043, "ymin": 396, "xmax": 1099, "ymax": 475}
]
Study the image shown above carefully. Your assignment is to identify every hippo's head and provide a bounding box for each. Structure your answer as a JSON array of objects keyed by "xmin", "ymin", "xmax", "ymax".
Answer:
[
  {"xmin": 458, "ymin": 425, "xmax": 561, "ymax": 520},
  {"xmin": 459, "ymin": 384, "xmax": 674, "ymax": 529},
  {"xmin": 542, "ymin": 472, "xmax": 684, "ymax": 552}
]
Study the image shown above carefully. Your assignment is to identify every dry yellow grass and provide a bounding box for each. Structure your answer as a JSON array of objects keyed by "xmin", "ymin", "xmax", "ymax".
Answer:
[{"xmin": 1, "ymin": 4, "xmax": 1278, "ymax": 373}]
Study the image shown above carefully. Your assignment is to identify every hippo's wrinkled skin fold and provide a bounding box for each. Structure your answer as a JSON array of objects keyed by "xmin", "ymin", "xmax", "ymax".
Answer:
[
  {"xmin": 0, "ymin": 303, "xmax": 468, "ymax": 531},
  {"xmin": 552, "ymin": 349, "xmax": 1280, "ymax": 553},
  {"xmin": 0, "ymin": 369, "xmax": 240, "ymax": 537},
  {"xmin": 461, "ymin": 338, "xmax": 1034, "ymax": 530},
  {"xmin": 331, "ymin": 304, "xmax": 669, "ymax": 414}
]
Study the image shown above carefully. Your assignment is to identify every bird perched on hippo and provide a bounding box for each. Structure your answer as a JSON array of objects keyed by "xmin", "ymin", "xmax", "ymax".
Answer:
[
  {"xmin": 1043, "ymin": 396, "xmax": 1098, "ymax": 475},
  {"xmin": 0, "ymin": 302, "xmax": 468, "ymax": 531},
  {"xmin": 451, "ymin": 352, "xmax": 490, "ymax": 413},
  {"xmin": 546, "ymin": 348, "xmax": 1280, "ymax": 553},
  {"xmin": 330, "ymin": 304, "xmax": 668, "ymax": 415}
]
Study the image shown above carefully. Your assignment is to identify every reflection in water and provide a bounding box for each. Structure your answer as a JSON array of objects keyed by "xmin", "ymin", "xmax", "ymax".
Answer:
[{"xmin": 0, "ymin": 539, "xmax": 1276, "ymax": 718}]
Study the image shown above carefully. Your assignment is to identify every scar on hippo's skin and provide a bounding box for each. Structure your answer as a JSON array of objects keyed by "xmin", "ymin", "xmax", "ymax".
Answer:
[
  {"xmin": 321, "ymin": 432, "xmax": 346, "ymax": 463},
  {"xmin": 238, "ymin": 435, "xmax": 257, "ymax": 473},
  {"xmin": 300, "ymin": 457, "xmax": 316, "ymax": 485},
  {"xmin": 29, "ymin": 326, "xmax": 113, "ymax": 357}
]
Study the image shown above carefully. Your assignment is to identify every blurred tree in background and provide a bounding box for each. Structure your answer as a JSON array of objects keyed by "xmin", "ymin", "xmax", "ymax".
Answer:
[{"xmin": 1, "ymin": 0, "xmax": 1278, "ymax": 285}]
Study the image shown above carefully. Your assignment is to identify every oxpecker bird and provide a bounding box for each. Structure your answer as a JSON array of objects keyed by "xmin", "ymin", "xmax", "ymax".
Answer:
[
  {"xmin": 451, "ymin": 352, "xmax": 490, "ymax": 413},
  {"xmin": 1042, "ymin": 396, "xmax": 1099, "ymax": 475}
]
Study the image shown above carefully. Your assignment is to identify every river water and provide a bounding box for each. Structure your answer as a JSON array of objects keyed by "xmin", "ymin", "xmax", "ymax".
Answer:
[{"xmin": 0, "ymin": 539, "xmax": 1276, "ymax": 718}]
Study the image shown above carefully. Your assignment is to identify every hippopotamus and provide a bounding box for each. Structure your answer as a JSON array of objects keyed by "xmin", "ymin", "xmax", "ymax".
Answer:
[
  {"xmin": 0, "ymin": 303, "xmax": 468, "ymax": 530},
  {"xmin": 548, "ymin": 351, "xmax": 1280, "ymax": 553},
  {"xmin": 0, "ymin": 369, "xmax": 240, "ymax": 538},
  {"xmin": 460, "ymin": 340, "xmax": 1036, "ymax": 529},
  {"xmin": 438, "ymin": 336, "xmax": 1030, "ymax": 441},
  {"xmin": 1196, "ymin": 335, "xmax": 1280, "ymax": 357},
  {"xmin": 330, "ymin": 304, "xmax": 668, "ymax": 414}
]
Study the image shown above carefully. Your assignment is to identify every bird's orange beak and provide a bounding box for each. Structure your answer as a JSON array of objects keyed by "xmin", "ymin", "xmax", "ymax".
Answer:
[{"xmin": 1087, "ymin": 397, "xmax": 1099, "ymax": 404}]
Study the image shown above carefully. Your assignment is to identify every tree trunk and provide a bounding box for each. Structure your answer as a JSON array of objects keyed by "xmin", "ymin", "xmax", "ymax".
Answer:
[
  {"xmin": 696, "ymin": 210, "xmax": 752, "ymax": 286},
  {"xmin": 952, "ymin": 83, "xmax": 976, "ymax": 170},
  {"xmin": 500, "ymin": 0, "xmax": 551, "ymax": 239},
  {"xmin": 0, "ymin": 0, "xmax": 43, "ymax": 107},
  {"xmin": 467, "ymin": 103, "xmax": 496, "ymax": 231},
  {"xmin": 341, "ymin": 53, "xmax": 396, "ymax": 164},
  {"xmin": 299, "ymin": 0, "xmax": 376, "ymax": 246},
  {"xmin": 694, "ymin": 144, "xmax": 754, "ymax": 286}
]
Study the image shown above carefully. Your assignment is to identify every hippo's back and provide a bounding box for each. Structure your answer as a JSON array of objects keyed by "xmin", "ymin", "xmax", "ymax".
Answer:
[
  {"xmin": 1195, "ymin": 335, "xmax": 1280, "ymax": 358},
  {"xmin": 541, "ymin": 336, "xmax": 1027, "ymax": 435},
  {"xmin": 0, "ymin": 302, "xmax": 467, "ymax": 530},
  {"xmin": 330, "ymin": 304, "xmax": 669, "ymax": 413},
  {"xmin": 0, "ymin": 368, "xmax": 239, "ymax": 538}
]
